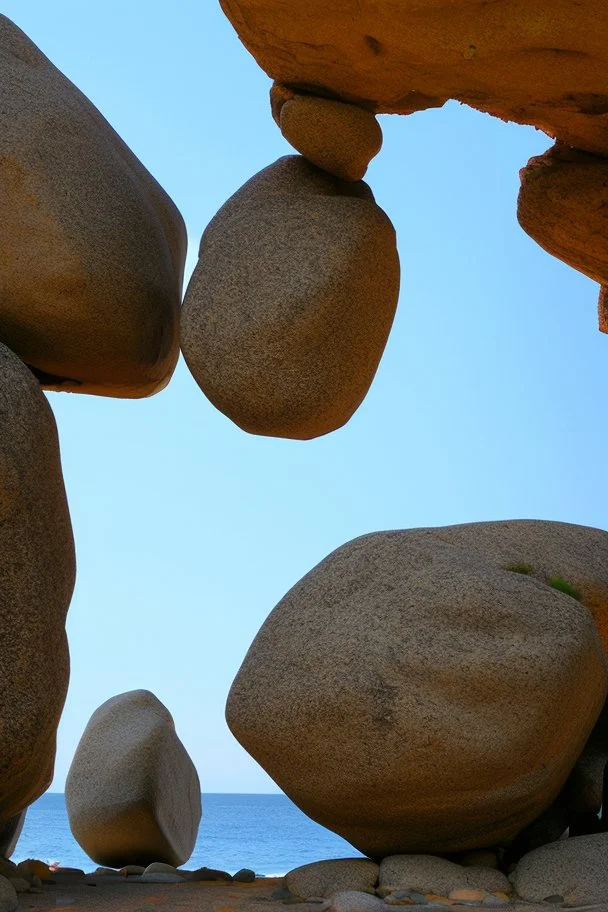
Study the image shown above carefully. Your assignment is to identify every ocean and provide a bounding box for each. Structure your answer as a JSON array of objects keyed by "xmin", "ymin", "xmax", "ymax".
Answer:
[{"xmin": 12, "ymin": 793, "xmax": 364, "ymax": 876}]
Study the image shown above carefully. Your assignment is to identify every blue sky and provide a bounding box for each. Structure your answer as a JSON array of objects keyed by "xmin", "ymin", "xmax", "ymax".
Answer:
[{"xmin": 7, "ymin": 1, "xmax": 608, "ymax": 792}]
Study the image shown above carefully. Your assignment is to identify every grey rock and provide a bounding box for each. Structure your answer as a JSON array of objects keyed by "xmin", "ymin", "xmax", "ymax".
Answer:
[
  {"xmin": 142, "ymin": 863, "xmax": 185, "ymax": 877},
  {"xmin": 185, "ymin": 866, "xmax": 232, "ymax": 882},
  {"xmin": 286, "ymin": 860, "xmax": 379, "ymax": 900},
  {"xmin": 512, "ymin": 833, "xmax": 608, "ymax": 905},
  {"xmin": 227, "ymin": 520, "xmax": 608, "ymax": 856},
  {"xmin": 0, "ymin": 345, "xmax": 75, "ymax": 823},
  {"xmin": 234, "ymin": 868, "xmax": 256, "ymax": 882},
  {"xmin": 330, "ymin": 891, "xmax": 385, "ymax": 912},
  {"xmin": 0, "ymin": 876, "xmax": 17, "ymax": 912},
  {"xmin": 0, "ymin": 813, "xmax": 25, "ymax": 859},
  {"xmin": 6, "ymin": 877, "xmax": 29, "ymax": 894},
  {"xmin": 0, "ymin": 16, "xmax": 186, "ymax": 398},
  {"xmin": 119, "ymin": 865, "xmax": 145, "ymax": 876},
  {"xmin": 181, "ymin": 155, "xmax": 400, "ymax": 440},
  {"xmin": 65, "ymin": 690, "xmax": 201, "ymax": 867},
  {"xmin": 380, "ymin": 856, "xmax": 509, "ymax": 896}
]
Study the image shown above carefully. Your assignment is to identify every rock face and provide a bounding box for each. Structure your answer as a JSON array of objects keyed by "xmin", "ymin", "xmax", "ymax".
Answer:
[
  {"xmin": 226, "ymin": 520, "xmax": 608, "ymax": 857},
  {"xmin": 0, "ymin": 344, "xmax": 75, "ymax": 824},
  {"xmin": 219, "ymin": 0, "xmax": 608, "ymax": 157},
  {"xmin": 378, "ymin": 855, "xmax": 509, "ymax": 896},
  {"xmin": 274, "ymin": 89, "xmax": 383, "ymax": 181},
  {"xmin": 285, "ymin": 859, "xmax": 379, "ymax": 900},
  {"xmin": 0, "ymin": 15, "xmax": 186, "ymax": 398},
  {"xmin": 512, "ymin": 833, "xmax": 608, "ymax": 905},
  {"xmin": 65, "ymin": 690, "xmax": 201, "ymax": 867},
  {"xmin": 518, "ymin": 144, "xmax": 608, "ymax": 290},
  {"xmin": 0, "ymin": 813, "xmax": 25, "ymax": 860},
  {"xmin": 181, "ymin": 155, "xmax": 400, "ymax": 440},
  {"xmin": 0, "ymin": 876, "xmax": 17, "ymax": 912}
]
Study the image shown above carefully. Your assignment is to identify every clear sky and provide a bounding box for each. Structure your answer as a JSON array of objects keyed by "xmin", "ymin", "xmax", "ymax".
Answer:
[{"xmin": 7, "ymin": 1, "xmax": 608, "ymax": 793}]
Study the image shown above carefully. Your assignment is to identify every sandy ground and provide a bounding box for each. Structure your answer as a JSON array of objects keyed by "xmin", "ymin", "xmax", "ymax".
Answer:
[{"xmin": 15, "ymin": 877, "xmax": 608, "ymax": 912}]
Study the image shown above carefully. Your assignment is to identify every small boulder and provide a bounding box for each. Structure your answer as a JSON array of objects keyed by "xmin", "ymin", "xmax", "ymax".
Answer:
[
  {"xmin": 143, "ymin": 862, "xmax": 185, "ymax": 877},
  {"xmin": 65, "ymin": 690, "xmax": 201, "ymax": 867},
  {"xmin": 379, "ymin": 856, "xmax": 509, "ymax": 897},
  {"xmin": 285, "ymin": 859, "xmax": 379, "ymax": 900},
  {"xmin": 234, "ymin": 868, "xmax": 256, "ymax": 882},
  {"xmin": 512, "ymin": 832, "xmax": 608, "ymax": 905},
  {"xmin": 185, "ymin": 866, "xmax": 233, "ymax": 882},
  {"xmin": 273, "ymin": 87, "xmax": 383, "ymax": 181},
  {"xmin": 0, "ymin": 877, "xmax": 17, "ymax": 912},
  {"xmin": 181, "ymin": 155, "xmax": 400, "ymax": 440},
  {"xmin": 119, "ymin": 865, "xmax": 145, "ymax": 877},
  {"xmin": 329, "ymin": 891, "xmax": 384, "ymax": 912}
]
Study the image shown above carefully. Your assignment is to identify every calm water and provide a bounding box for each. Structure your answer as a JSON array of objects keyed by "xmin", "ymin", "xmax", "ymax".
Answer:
[{"xmin": 13, "ymin": 794, "xmax": 363, "ymax": 876}]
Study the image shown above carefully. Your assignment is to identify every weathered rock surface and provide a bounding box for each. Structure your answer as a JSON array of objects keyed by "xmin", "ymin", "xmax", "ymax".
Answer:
[
  {"xmin": 0, "ymin": 344, "xmax": 75, "ymax": 824},
  {"xmin": 181, "ymin": 155, "xmax": 399, "ymax": 440},
  {"xmin": 379, "ymin": 855, "xmax": 509, "ymax": 896},
  {"xmin": 0, "ymin": 15, "xmax": 186, "ymax": 398},
  {"xmin": 65, "ymin": 690, "xmax": 201, "ymax": 867},
  {"xmin": 219, "ymin": 0, "xmax": 608, "ymax": 156},
  {"xmin": 0, "ymin": 813, "xmax": 25, "ymax": 859},
  {"xmin": 512, "ymin": 833, "xmax": 608, "ymax": 904},
  {"xmin": 0, "ymin": 876, "xmax": 17, "ymax": 912},
  {"xmin": 329, "ymin": 891, "xmax": 384, "ymax": 912},
  {"xmin": 285, "ymin": 859, "xmax": 379, "ymax": 899},
  {"xmin": 274, "ymin": 88, "xmax": 382, "ymax": 181},
  {"xmin": 227, "ymin": 520, "xmax": 608, "ymax": 857},
  {"xmin": 518, "ymin": 144, "xmax": 608, "ymax": 293}
]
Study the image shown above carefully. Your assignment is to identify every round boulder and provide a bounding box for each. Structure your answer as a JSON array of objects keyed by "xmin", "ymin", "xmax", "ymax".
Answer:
[
  {"xmin": 65, "ymin": 690, "xmax": 201, "ymax": 867},
  {"xmin": 0, "ymin": 344, "xmax": 75, "ymax": 824},
  {"xmin": 181, "ymin": 155, "xmax": 400, "ymax": 439},
  {"xmin": 226, "ymin": 520, "xmax": 608, "ymax": 857},
  {"xmin": 0, "ymin": 15, "xmax": 186, "ymax": 398}
]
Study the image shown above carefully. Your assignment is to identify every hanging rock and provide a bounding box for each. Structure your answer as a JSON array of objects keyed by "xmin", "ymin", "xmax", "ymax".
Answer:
[
  {"xmin": 272, "ymin": 86, "xmax": 383, "ymax": 181},
  {"xmin": 65, "ymin": 690, "xmax": 201, "ymax": 867},
  {"xmin": 0, "ymin": 344, "xmax": 75, "ymax": 824},
  {"xmin": 227, "ymin": 520, "xmax": 608, "ymax": 858},
  {"xmin": 181, "ymin": 155, "xmax": 400, "ymax": 439},
  {"xmin": 0, "ymin": 15, "xmax": 186, "ymax": 398},
  {"xmin": 518, "ymin": 144, "xmax": 608, "ymax": 293}
]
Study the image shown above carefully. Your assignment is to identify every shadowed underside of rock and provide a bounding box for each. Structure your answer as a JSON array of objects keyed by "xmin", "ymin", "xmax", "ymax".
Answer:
[
  {"xmin": 219, "ymin": 0, "xmax": 608, "ymax": 156},
  {"xmin": 227, "ymin": 519, "xmax": 608, "ymax": 858},
  {"xmin": 0, "ymin": 15, "xmax": 186, "ymax": 398},
  {"xmin": 0, "ymin": 344, "xmax": 75, "ymax": 823}
]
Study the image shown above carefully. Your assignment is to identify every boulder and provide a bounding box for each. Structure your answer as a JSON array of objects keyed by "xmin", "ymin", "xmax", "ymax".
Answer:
[
  {"xmin": 285, "ymin": 860, "xmax": 379, "ymax": 899},
  {"xmin": 234, "ymin": 868, "xmax": 256, "ymax": 882},
  {"xmin": 378, "ymin": 856, "xmax": 509, "ymax": 896},
  {"xmin": 0, "ymin": 345, "xmax": 75, "ymax": 823},
  {"xmin": 0, "ymin": 15, "xmax": 186, "ymax": 398},
  {"xmin": 0, "ymin": 812, "xmax": 25, "ymax": 859},
  {"xmin": 512, "ymin": 833, "xmax": 608, "ymax": 905},
  {"xmin": 185, "ymin": 866, "xmax": 233, "ymax": 882},
  {"xmin": 219, "ymin": 0, "xmax": 608, "ymax": 156},
  {"xmin": 181, "ymin": 155, "xmax": 399, "ymax": 439},
  {"xmin": 142, "ymin": 862, "xmax": 185, "ymax": 877},
  {"xmin": 518, "ymin": 144, "xmax": 608, "ymax": 290},
  {"xmin": 329, "ymin": 891, "xmax": 384, "ymax": 912},
  {"xmin": 273, "ymin": 88, "xmax": 382, "ymax": 181},
  {"xmin": 65, "ymin": 690, "xmax": 201, "ymax": 867},
  {"xmin": 226, "ymin": 520, "xmax": 608, "ymax": 857},
  {"xmin": 0, "ymin": 877, "xmax": 17, "ymax": 912}
]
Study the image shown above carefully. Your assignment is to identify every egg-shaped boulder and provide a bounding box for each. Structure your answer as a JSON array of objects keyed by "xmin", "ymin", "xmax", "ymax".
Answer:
[
  {"xmin": 0, "ymin": 15, "xmax": 186, "ymax": 398},
  {"xmin": 0, "ymin": 344, "xmax": 75, "ymax": 823},
  {"xmin": 181, "ymin": 155, "xmax": 400, "ymax": 439},
  {"xmin": 226, "ymin": 520, "xmax": 608, "ymax": 858},
  {"xmin": 66, "ymin": 690, "xmax": 201, "ymax": 867}
]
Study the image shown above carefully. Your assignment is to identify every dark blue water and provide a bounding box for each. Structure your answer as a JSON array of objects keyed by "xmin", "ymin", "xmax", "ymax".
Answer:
[{"xmin": 13, "ymin": 794, "xmax": 363, "ymax": 875}]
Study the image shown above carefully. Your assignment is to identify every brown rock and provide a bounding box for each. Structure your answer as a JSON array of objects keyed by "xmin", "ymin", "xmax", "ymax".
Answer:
[
  {"xmin": 0, "ymin": 813, "xmax": 25, "ymax": 859},
  {"xmin": 518, "ymin": 144, "xmax": 608, "ymax": 291},
  {"xmin": 226, "ymin": 520, "xmax": 608, "ymax": 857},
  {"xmin": 598, "ymin": 286, "xmax": 608, "ymax": 333},
  {"xmin": 0, "ymin": 15, "xmax": 186, "ymax": 398},
  {"xmin": 0, "ymin": 345, "xmax": 75, "ymax": 824},
  {"xmin": 65, "ymin": 690, "xmax": 201, "ymax": 867},
  {"xmin": 277, "ymin": 91, "xmax": 382, "ymax": 181},
  {"xmin": 219, "ymin": 0, "xmax": 608, "ymax": 156},
  {"xmin": 181, "ymin": 155, "xmax": 400, "ymax": 439}
]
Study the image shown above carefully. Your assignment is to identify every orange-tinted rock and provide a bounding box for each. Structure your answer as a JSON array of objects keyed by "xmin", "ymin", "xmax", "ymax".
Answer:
[
  {"xmin": 219, "ymin": 0, "xmax": 608, "ymax": 155},
  {"xmin": 0, "ymin": 344, "xmax": 75, "ymax": 823},
  {"xmin": 518, "ymin": 144, "xmax": 608, "ymax": 293},
  {"xmin": 0, "ymin": 15, "xmax": 186, "ymax": 398},
  {"xmin": 598, "ymin": 286, "xmax": 608, "ymax": 333}
]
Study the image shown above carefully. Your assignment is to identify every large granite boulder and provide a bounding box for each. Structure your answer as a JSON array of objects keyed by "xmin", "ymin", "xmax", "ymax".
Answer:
[
  {"xmin": 65, "ymin": 690, "xmax": 201, "ymax": 867},
  {"xmin": 226, "ymin": 520, "xmax": 608, "ymax": 858},
  {"xmin": 219, "ymin": 0, "xmax": 608, "ymax": 156},
  {"xmin": 181, "ymin": 155, "xmax": 400, "ymax": 439},
  {"xmin": 0, "ymin": 15, "xmax": 186, "ymax": 398},
  {"xmin": 0, "ymin": 344, "xmax": 75, "ymax": 824}
]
